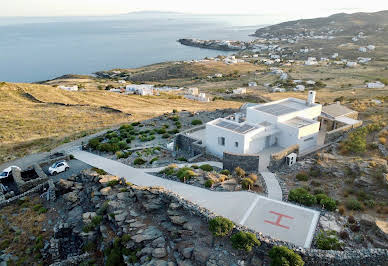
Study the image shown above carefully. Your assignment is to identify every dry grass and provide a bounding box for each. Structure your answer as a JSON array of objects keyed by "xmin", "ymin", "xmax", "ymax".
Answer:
[{"xmin": 0, "ymin": 82, "xmax": 240, "ymax": 163}]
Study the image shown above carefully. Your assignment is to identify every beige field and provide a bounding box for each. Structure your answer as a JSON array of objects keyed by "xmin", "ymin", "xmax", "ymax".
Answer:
[{"xmin": 0, "ymin": 82, "xmax": 241, "ymax": 163}]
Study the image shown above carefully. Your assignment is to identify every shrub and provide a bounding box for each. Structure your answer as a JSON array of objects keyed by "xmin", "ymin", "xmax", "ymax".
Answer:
[
  {"xmin": 234, "ymin": 167, "xmax": 245, "ymax": 178},
  {"xmin": 131, "ymin": 122, "xmax": 140, "ymax": 126},
  {"xmin": 338, "ymin": 206, "xmax": 345, "ymax": 215},
  {"xmin": 204, "ymin": 179, "xmax": 215, "ymax": 188},
  {"xmin": 149, "ymin": 157, "xmax": 158, "ymax": 164},
  {"xmin": 191, "ymin": 119, "xmax": 203, "ymax": 125},
  {"xmin": 199, "ymin": 164, "xmax": 213, "ymax": 172},
  {"xmin": 296, "ymin": 172, "xmax": 309, "ymax": 181},
  {"xmin": 0, "ymin": 239, "xmax": 10, "ymax": 250},
  {"xmin": 315, "ymin": 231, "xmax": 341, "ymax": 250},
  {"xmin": 177, "ymin": 157, "xmax": 188, "ymax": 162},
  {"xmin": 134, "ymin": 158, "xmax": 147, "ymax": 165},
  {"xmin": 208, "ymin": 217, "xmax": 234, "ymax": 237},
  {"xmin": 88, "ymin": 138, "xmax": 101, "ymax": 149},
  {"xmin": 107, "ymin": 180, "xmax": 119, "ymax": 187},
  {"xmin": 69, "ymin": 154, "xmax": 75, "ymax": 160},
  {"xmin": 241, "ymin": 178, "xmax": 254, "ymax": 190},
  {"xmin": 339, "ymin": 231, "xmax": 349, "ymax": 239},
  {"xmin": 191, "ymin": 165, "xmax": 199, "ymax": 169},
  {"xmin": 345, "ymin": 199, "xmax": 363, "ymax": 211},
  {"xmin": 220, "ymin": 169, "xmax": 230, "ymax": 175},
  {"xmin": 341, "ymin": 127, "xmax": 368, "ymax": 154},
  {"xmin": 309, "ymin": 167, "xmax": 321, "ymax": 177},
  {"xmin": 248, "ymin": 173, "xmax": 258, "ymax": 182},
  {"xmin": 162, "ymin": 133, "xmax": 170, "ymax": 139},
  {"xmin": 92, "ymin": 167, "xmax": 107, "ymax": 175},
  {"xmin": 364, "ymin": 199, "xmax": 376, "ymax": 208},
  {"xmin": 288, "ymin": 188, "xmax": 316, "ymax": 206},
  {"xmin": 320, "ymin": 197, "xmax": 337, "ymax": 211},
  {"xmin": 311, "ymin": 180, "xmax": 321, "ymax": 187},
  {"xmin": 230, "ymin": 231, "xmax": 260, "ymax": 252},
  {"xmin": 347, "ymin": 215, "xmax": 356, "ymax": 224},
  {"xmin": 269, "ymin": 246, "xmax": 304, "ymax": 266},
  {"xmin": 177, "ymin": 169, "xmax": 196, "ymax": 182},
  {"xmin": 156, "ymin": 128, "xmax": 167, "ymax": 134}
]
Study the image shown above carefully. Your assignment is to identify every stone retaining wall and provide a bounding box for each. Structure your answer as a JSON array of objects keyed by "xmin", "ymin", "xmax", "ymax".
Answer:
[
  {"xmin": 122, "ymin": 181, "xmax": 388, "ymax": 266},
  {"xmin": 222, "ymin": 152, "xmax": 260, "ymax": 173},
  {"xmin": 174, "ymin": 126, "xmax": 206, "ymax": 158},
  {"xmin": 324, "ymin": 120, "xmax": 362, "ymax": 144},
  {"xmin": 0, "ymin": 181, "xmax": 49, "ymax": 209},
  {"xmin": 268, "ymin": 145, "xmax": 299, "ymax": 172}
]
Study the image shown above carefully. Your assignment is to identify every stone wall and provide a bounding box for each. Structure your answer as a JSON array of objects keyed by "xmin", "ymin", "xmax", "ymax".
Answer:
[
  {"xmin": 268, "ymin": 145, "xmax": 299, "ymax": 172},
  {"xmin": 0, "ymin": 181, "xmax": 49, "ymax": 209},
  {"xmin": 222, "ymin": 152, "xmax": 260, "ymax": 173},
  {"xmin": 324, "ymin": 121, "xmax": 363, "ymax": 144},
  {"xmin": 174, "ymin": 125, "xmax": 206, "ymax": 158},
  {"xmin": 120, "ymin": 181, "xmax": 388, "ymax": 266},
  {"xmin": 17, "ymin": 164, "xmax": 48, "ymax": 193}
]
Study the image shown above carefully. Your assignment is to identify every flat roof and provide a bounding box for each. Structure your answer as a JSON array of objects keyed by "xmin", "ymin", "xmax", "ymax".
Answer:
[
  {"xmin": 215, "ymin": 120, "xmax": 257, "ymax": 134},
  {"xmin": 283, "ymin": 117, "xmax": 317, "ymax": 128},
  {"xmin": 255, "ymin": 99, "xmax": 308, "ymax": 116},
  {"xmin": 322, "ymin": 103, "xmax": 356, "ymax": 118}
]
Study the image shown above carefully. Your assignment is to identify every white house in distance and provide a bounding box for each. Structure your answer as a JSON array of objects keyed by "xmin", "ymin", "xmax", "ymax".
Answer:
[
  {"xmin": 366, "ymin": 81, "xmax": 385, "ymax": 89},
  {"xmin": 248, "ymin": 82, "xmax": 257, "ymax": 87},
  {"xmin": 233, "ymin": 88, "xmax": 247, "ymax": 94},
  {"xmin": 59, "ymin": 85, "xmax": 78, "ymax": 91},
  {"xmin": 205, "ymin": 91, "xmax": 322, "ymax": 158},
  {"xmin": 125, "ymin": 84, "xmax": 154, "ymax": 96}
]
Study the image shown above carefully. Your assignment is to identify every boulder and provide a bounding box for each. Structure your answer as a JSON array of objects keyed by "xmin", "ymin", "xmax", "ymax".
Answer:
[
  {"xmin": 82, "ymin": 212, "xmax": 97, "ymax": 224},
  {"xmin": 181, "ymin": 247, "xmax": 193, "ymax": 259},
  {"xmin": 63, "ymin": 191, "xmax": 78, "ymax": 203},
  {"xmin": 99, "ymin": 175, "xmax": 119, "ymax": 185},
  {"xmin": 319, "ymin": 214, "xmax": 342, "ymax": 233},
  {"xmin": 360, "ymin": 214, "xmax": 375, "ymax": 227},
  {"xmin": 375, "ymin": 220, "xmax": 388, "ymax": 240},
  {"xmin": 354, "ymin": 176, "xmax": 374, "ymax": 187},
  {"xmin": 58, "ymin": 179, "xmax": 74, "ymax": 190},
  {"xmin": 193, "ymin": 247, "xmax": 211, "ymax": 264},
  {"xmin": 100, "ymin": 187, "xmax": 113, "ymax": 196},
  {"xmin": 169, "ymin": 216, "xmax": 187, "ymax": 225},
  {"xmin": 152, "ymin": 236, "xmax": 166, "ymax": 248},
  {"xmin": 114, "ymin": 211, "xmax": 128, "ymax": 223},
  {"xmin": 132, "ymin": 226, "xmax": 163, "ymax": 243},
  {"xmin": 152, "ymin": 248, "xmax": 167, "ymax": 258}
]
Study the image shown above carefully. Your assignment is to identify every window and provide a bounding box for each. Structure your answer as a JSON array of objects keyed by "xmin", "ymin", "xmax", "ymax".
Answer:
[
  {"xmin": 218, "ymin": 137, "xmax": 225, "ymax": 146},
  {"xmin": 235, "ymin": 141, "xmax": 239, "ymax": 147}
]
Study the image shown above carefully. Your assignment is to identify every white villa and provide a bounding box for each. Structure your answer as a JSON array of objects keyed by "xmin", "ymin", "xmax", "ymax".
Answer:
[
  {"xmin": 205, "ymin": 91, "xmax": 322, "ymax": 158},
  {"xmin": 125, "ymin": 84, "xmax": 154, "ymax": 96},
  {"xmin": 59, "ymin": 85, "xmax": 78, "ymax": 91}
]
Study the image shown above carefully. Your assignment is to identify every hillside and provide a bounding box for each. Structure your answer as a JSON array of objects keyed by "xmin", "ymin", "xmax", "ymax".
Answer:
[
  {"xmin": 0, "ymin": 82, "xmax": 241, "ymax": 163},
  {"xmin": 253, "ymin": 10, "xmax": 388, "ymax": 37}
]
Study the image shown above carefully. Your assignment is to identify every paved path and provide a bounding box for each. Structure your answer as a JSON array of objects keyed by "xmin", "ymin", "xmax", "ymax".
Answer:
[
  {"xmin": 260, "ymin": 171, "xmax": 283, "ymax": 201},
  {"xmin": 72, "ymin": 149, "xmax": 319, "ymax": 248}
]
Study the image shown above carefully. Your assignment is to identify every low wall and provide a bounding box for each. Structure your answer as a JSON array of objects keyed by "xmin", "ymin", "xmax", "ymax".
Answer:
[
  {"xmin": 324, "ymin": 121, "xmax": 363, "ymax": 144},
  {"xmin": 174, "ymin": 125, "xmax": 206, "ymax": 158},
  {"xmin": 0, "ymin": 181, "xmax": 49, "ymax": 209},
  {"xmin": 268, "ymin": 145, "xmax": 299, "ymax": 172},
  {"xmin": 92, "ymin": 173, "xmax": 388, "ymax": 266},
  {"xmin": 223, "ymin": 152, "xmax": 260, "ymax": 173}
]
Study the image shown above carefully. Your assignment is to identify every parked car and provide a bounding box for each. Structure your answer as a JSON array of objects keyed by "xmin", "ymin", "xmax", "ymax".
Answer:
[
  {"xmin": 0, "ymin": 166, "xmax": 21, "ymax": 180},
  {"xmin": 48, "ymin": 161, "xmax": 69, "ymax": 175}
]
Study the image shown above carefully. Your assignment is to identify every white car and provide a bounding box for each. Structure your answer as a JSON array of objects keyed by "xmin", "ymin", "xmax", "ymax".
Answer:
[
  {"xmin": 48, "ymin": 161, "xmax": 69, "ymax": 175},
  {"xmin": 0, "ymin": 166, "xmax": 21, "ymax": 180}
]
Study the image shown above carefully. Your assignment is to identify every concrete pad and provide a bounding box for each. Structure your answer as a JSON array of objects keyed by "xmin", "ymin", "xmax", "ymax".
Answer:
[
  {"xmin": 71, "ymin": 150, "xmax": 319, "ymax": 248},
  {"xmin": 243, "ymin": 195, "xmax": 319, "ymax": 248}
]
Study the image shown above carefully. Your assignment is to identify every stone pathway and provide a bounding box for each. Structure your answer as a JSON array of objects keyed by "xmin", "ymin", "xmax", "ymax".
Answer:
[
  {"xmin": 260, "ymin": 171, "xmax": 283, "ymax": 201},
  {"xmin": 71, "ymin": 149, "xmax": 319, "ymax": 248}
]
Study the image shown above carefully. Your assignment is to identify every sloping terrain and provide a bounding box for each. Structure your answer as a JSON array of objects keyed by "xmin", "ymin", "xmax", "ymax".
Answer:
[
  {"xmin": 254, "ymin": 10, "xmax": 388, "ymax": 37},
  {"xmin": 0, "ymin": 82, "xmax": 240, "ymax": 163}
]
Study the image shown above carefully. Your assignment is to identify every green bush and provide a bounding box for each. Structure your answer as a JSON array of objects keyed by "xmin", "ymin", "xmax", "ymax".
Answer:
[
  {"xmin": 88, "ymin": 138, "xmax": 101, "ymax": 149},
  {"xmin": 0, "ymin": 239, "xmax": 10, "ymax": 250},
  {"xmin": 191, "ymin": 165, "xmax": 199, "ymax": 169},
  {"xmin": 199, "ymin": 164, "xmax": 213, "ymax": 172},
  {"xmin": 234, "ymin": 167, "xmax": 245, "ymax": 178},
  {"xmin": 204, "ymin": 179, "xmax": 215, "ymax": 188},
  {"xmin": 177, "ymin": 157, "xmax": 188, "ymax": 162},
  {"xmin": 208, "ymin": 217, "xmax": 234, "ymax": 237},
  {"xmin": 156, "ymin": 128, "xmax": 167, "ymax": 134},
  {"xmin": 309, "ymin": 167, "xmax": 321, "ymax": 177},
  {"xmin": 318, "ymin": 195, "xmax": 337, "ymax": 211},
  {"xmin": 162, "ymin": 133, "xmax": 170, "ymax": 139},
  {"xmin": 341, "ymin": 127, "xmax": 368, "ymax": 154},
  {"xmin": 134, "ymin": 158, "xmax": 147, "ymax": 165},
  {"xmin": 220, "ymin": 169, "xmax": 230, "ymax": 175},
  {"xmin": 92, "ymin": 167, "xmax": 107, "ymax": 175},
  {"xmin": 107, "ymin": 180, "xmax": 119, "ymax": 187},
  {"xmin": 296, "ymin": 172, "xmax": 309, "ymax": 181},
  {"xmin": 241, "ymin": 178, "xmax": 254, "ymax": 190},
  {"xmin": 176, "ymin": 167, "xmax": 196, "ymax": 181},
  {"xmin": 345, "ymin": 199, "xmax": 363, "ymax": 211},
  {"xmin": 149, "ymin": 157, "xmax": 159, "ymax": 164},
  {"xmin": 269, "ymin": 246, "xmax": 304, "ymax": 266},
  {"xmin": 315, "ymin": 231, "xmax": 342, "ymax": 250},
  {"xmin": 288, "ymin": 188, "xmax": 317, "ymax": 206},
  {"xmin": 191, "ymin": 119, "xmax": 203, "ymax": 125},
  {"xmin": 230, "ymin": 231, "xmax": 260, "ymax": 252},
  {"xmin": 159, "ymin": 166, "xmax": 176, "ymax": 175}
]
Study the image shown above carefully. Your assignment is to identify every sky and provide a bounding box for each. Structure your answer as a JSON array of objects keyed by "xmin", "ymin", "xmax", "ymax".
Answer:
[{"xmin": 1, "ymin": 0, "xmax": 387, "ymax": 17}]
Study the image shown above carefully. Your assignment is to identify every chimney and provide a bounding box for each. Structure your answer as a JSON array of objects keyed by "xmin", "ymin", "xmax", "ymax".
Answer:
[{"xmin": 307, "ymin": 90, "xmax": 316, "ymax": 106}]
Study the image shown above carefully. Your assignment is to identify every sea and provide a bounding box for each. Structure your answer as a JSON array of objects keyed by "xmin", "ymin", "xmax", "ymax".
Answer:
[{"xmin": 0, "ymin": 12, "xmax": 273, "ymax": 83}]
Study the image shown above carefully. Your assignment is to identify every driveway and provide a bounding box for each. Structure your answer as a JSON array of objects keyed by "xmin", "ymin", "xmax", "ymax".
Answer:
[
  {"xmin": 42, "ymin": 159, "xmax": 92, "ymax": 182},
  {"xmin": 71, "ymin": 149, "xmax": 319, "ymax": 248}
]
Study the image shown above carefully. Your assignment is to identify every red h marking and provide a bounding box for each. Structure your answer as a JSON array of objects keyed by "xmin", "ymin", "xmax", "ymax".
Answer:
[{"xmin": 264, "ymin": 211, "xmax": 294, "ymax": 229}]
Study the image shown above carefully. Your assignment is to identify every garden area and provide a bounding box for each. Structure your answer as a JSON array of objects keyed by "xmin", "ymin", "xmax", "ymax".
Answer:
[{"xmin": 156, "ymin": 164, "xmax": 264, "ymax": 193}]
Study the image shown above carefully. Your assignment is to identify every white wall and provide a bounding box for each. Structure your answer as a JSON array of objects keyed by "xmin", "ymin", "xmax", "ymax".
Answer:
[
  {"xmin": 245, "ymin": 135, "xmax": 266, "ymax": 154},
  {"xmin": 205, "ymin": 123, "xmax": 246, "ymax": 158},
  {"xmin": 246, "ymin": 108, "xmax": 278, "ymax": 124},
  {"xmin": 276, "ymin": 123, "xmax": 300, "ymax": 148},
  {"xmin": 277, "ymin": 105, "xmax": 322, "ymax": 122}
]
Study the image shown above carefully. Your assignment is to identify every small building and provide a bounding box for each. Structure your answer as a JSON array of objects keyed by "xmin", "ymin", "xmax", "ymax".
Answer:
[
  {"xmin": 367, "ymin": 45, "xmax": 375, "ymax": 50},
  {"xmin": 305, "ymin": 57, "xmax": 318, "ymax": 65},
  {"xmin": 319, "ymin": 102, "xmax": 361, "ymax": 131},
  {"xmin": 233, "ymin": 88, "xmax": 247, "ymax": 94},
  {"xmin": 272, "ymin": 87, "xmax": 286, "ymax": 93},
  {"xmin": 359, "ymin": 47, "xmax": 367, "ymax": 53},
  {"xmin": 366, "ymin": 81, "xmax": 385, "ymax": 89},
  {"xmin": 58, "ymin": 85, "xmax": 78, "ymax": 91},
  {"xmin": 118, "ymin": 80, "xmax": 126, "ymax": 84},
  {"xmin": 346, "ymin": 61, "xmax": 357, "ymax": 67},
  {"xmin": 306, "ymin": 80, "xmax": 316, "ymax": 85},
  {"xmin": 293, "ymin": 85, "xmax": 305, "ymax": 92},
  {"xmin": 125, "ymin": 84, "xmax": 154, "ymax": 96},
  {"xmin": 331, "ymin": 53, "xmax": 339, "ymax": 59},
  {"xmin": 214, "ymin": 73, "xmax": 223, "ymax": 78},
  {"xmin": 205, "ymin": 91, "xmax": 322, "ymax": 158},
  {"xmin": 188, "ymin": 87, "xmax": 199, "ymax": 95},
  {"xmin": 248, "ymin": 82, "xmax": 258, "ymax": 87}
]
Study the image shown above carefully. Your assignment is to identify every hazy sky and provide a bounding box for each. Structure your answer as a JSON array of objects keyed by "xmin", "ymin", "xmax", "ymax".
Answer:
[{"xmin": 1, "ymin": 0, "xmax": 387, "ymax": 17}]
